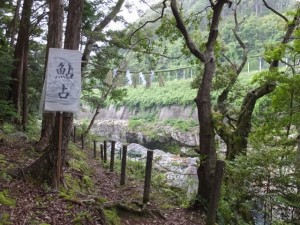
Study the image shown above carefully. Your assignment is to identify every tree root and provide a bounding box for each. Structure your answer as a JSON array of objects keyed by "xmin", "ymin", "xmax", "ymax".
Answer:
[
  {"xmin": 102, "ymin": 200, "xmax": 167, "ymax": 220},
  {"xmin": 60, "ymin": 195, "xmax": 167, "ymax": 223}
]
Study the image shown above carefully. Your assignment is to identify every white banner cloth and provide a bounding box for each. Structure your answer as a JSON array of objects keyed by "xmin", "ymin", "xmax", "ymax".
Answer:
[{"xmin": 41, "ymin": 48, "xmax": 82, "ymax": 113}]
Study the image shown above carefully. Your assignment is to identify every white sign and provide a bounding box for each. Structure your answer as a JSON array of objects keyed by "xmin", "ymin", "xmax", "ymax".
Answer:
[{"xmin": 41, "ymin": 48, "xmax": 82, "ymax": 113}]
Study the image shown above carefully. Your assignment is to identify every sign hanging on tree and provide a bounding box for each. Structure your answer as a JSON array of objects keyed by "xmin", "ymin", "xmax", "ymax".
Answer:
[{"xmin": 40, "ymin": 48, "xmax": 82, "ymax": 113}]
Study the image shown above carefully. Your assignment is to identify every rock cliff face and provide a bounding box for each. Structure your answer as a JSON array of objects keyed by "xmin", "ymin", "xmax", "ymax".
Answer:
[
  {"xmin": 77, "ymin": 105, "xmax": 198, "ymax": 121},
  {"xmin": 77, "ymin": 105, "xmax": 227, "ymax": 153},
  {"xmin": 90, "ymin": 119, "xmax": 200, "ymax": 150},
  {"xmin": 77, "ymin": 104, "xmax": 200, "ymax": 150}
]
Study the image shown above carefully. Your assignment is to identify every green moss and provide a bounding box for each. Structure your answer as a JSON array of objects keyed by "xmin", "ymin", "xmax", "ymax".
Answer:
[
  {"xmin": 0, "ymin": 190, "xmax": 16, "ymax": 207},
  {"xmin": 72, "ymin": 211, "xmax": 93, "ymax": 225},
  {"xmin": 103, "ymin": 209, "xmax": 121, "ymax": 225},
  {"xmin": 0, "ymin": 213, "xmax": 11, "ymax": 225},
  {"xmin": 95, "ymin": 196, "xmax": 107, "ymax": 203},
  {"xmin": 68, "ymin": 143, "xmax": 87, "ymax": 161}
]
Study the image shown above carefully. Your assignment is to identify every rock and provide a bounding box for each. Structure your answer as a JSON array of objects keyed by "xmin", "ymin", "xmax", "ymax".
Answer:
[
  {"xmin": 120, "ymin": 143, "xmax": 199, "ymax": 198},
  {"xmin": 90, "ymin": 119, "xmax": 200, "ymax": 151}
]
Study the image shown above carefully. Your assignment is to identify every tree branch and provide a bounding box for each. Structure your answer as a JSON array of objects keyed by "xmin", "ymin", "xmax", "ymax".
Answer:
[
  {"xmin": 232, "ymin": 6, "xmax": 248, "ymax": 74},
  {"xmin": 82, "ymin": 0, "xmax": 125, "ymax": 66},
  {"xmin": 206, "ymin": 0, "xmax": 232, "ymax": 51},
  {"xmin": 262, "ymin": 0, "xmax": 288, "ymax": 23},
  {"xmin": 129, "ymin": 0, "xmax": 167, "ymax": 43},
  {"xmin": 170, "ymin": 0, "xmax": 206, "ymax": 62},
  {"xmin": 99, "ymin": 37, "xmax": 184, "ymax": 59},
  {"xmin": 270, "ymin": 13, "xmax": 300, "ymax": 68}
]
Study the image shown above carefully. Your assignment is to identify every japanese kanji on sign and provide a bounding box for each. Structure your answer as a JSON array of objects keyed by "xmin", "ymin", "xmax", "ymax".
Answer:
[{"xmin": 40, "ymin": 48, "xmax": 82, "ymax": 113}]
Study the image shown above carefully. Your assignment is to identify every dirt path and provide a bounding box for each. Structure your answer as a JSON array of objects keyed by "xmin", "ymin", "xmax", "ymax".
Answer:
[{"xmin": 0, "ymin": 140, "xmax": 205, "ymax": 225}]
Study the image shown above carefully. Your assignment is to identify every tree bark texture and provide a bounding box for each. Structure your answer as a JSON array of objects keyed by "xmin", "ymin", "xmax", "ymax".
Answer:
[
  {"xmin": 36, "ymin": 0, "xmax": 64, "ymax": 152},
  {"xmin": 21, "ymin": 38, "xmax": 29, "ymax": 130},
  {"xmin": 9, "ymin": 0, "xmax": 33, "ymax": 121}
]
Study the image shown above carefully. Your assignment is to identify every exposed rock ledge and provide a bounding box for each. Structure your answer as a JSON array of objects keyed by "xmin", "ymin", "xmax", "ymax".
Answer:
[{"xmin": 90, "ymin": 119, "xmax": 199, "ymax": 150}]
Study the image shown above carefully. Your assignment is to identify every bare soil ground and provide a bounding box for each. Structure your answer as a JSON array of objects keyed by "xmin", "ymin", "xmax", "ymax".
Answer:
[{"xmin": 0, "ymin": 139, "xmax": 205, "ymax": 225}]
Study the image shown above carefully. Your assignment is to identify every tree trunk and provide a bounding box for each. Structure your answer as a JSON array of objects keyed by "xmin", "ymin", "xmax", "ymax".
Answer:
[
  {"xmin": 195, "ymin": 56, "xmax": 217, "ymax": 203},
  {"xmin": 8, "ymin": 0, "xmax": 33, "ymax": 122},
  {"xmin": 21, "ymin": 38, "xmax": 29, "ymax": 130},
  {"xmin": 36, "ymin": 0, "xmax": 64, "ymax": 152},
  {"xmin": 170, "ymin": 0, "xmax": 230, "ymax": 207},
  {"xmin": 6, "ymin": 0, "xmax": 22, "ymax": 48},
  {"xmin": 295, "ymin": 127, "xmax": 300, "ymax": 222},
  {"xmin": 26, "ymin": 0, "xmax": 84, "ymax": 189}
]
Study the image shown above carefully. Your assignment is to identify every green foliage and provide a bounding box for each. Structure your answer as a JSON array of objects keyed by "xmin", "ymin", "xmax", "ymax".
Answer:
[
  {"xmin": 129, "ymin": 111, "xmax": 158, "ymax": 124},
  {"xmin": 72, "ymin": 211, "xmax": 93, "ymax": 225},
  {"xmin": 0, "ymin": 213, "xmax": 11, "ymax": 225},
  {"xmin": 221, "ymin": 145, "xmax": 299, "ymax": 224},
  {"xmin": 0, "ymin": 190, "xmax": 16, "ymax": 207},
  {"xmin": 103, "ymin": 209, "xmax": 121, "ymax": 225},
  {"xmin": 114, "ymin": 80, "xmax": 197, "ymax": 109},
  {"xmin": 24, "ymin": 117, "xmax": 41, "ymax": 140},
  {"xmin": 263, "ymin": 43, "xmax": 286, "ymax": 63},
  {"xmin": 163, "ymin": 118, "xmax": 198, "ymax": 131},
  {"xmin": 128, "ymin": 119, "xmax": 143, "ymax": 130},
  {"xmin": 82, "ymin": 45, "xmax": 127, "ymax": 110},
  {"xmin": 251, "ymin": 70, "xmax": 281, "ymax": 85},
  {"xmin": 1, "ymin": 122, "xmax": 17, "ymax": 134},
  {"xmin": 0, "ymin": 42, "xmax": 14, "ymax": 123}
]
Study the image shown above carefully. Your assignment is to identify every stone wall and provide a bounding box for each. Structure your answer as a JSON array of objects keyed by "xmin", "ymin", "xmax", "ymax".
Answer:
[{"xmin": 76, "ymin": 104, "xmax": 198, "ymax": 121}]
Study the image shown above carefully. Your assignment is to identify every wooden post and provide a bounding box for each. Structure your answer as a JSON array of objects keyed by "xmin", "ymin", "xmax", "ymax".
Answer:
[
  {"xmin": 110, "ymin": 141, "xmax": 115, "ymax": 172},
  {"xmin": 143, "ymin": 150, "xmax": 153, "ymax": 204},
  {"xmin": 120, "ymin": 145, "xmax": 127, "ymax": 185},
  {"xmin": 104, "ymin": 141, "xmax": 107, "ymax": 163},
  {"xmin": 73, "ymin": 126, "xmax": 76, "ymax": 143},
  {"xmin": 55, "ymin": 112, "xmax": 63, "ymax": 190},
  {"xmin": 93, "ymin": 141, "xmax": 97, "ymax": 158},
  {"xmin": 207, "ymin": 160, "xmax": 225, "ymax": 225},
  {"xmin": 100, "ymin": 144, "xmax": 104, "ymax": 160},
  {"xmin": 81, "ymin": 133, "xmax": 84, "ymax": 149}
]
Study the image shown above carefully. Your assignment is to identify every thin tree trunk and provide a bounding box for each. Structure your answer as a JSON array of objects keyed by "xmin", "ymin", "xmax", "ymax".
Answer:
[
  {"xmin": 36, "ymin": 0, "xmax": 64, "ymax": 152},
  {"xmin": 295, "ymin": 127, "xmax": 300, "ymax": 222},
  {"xmin": 8, "ymin": 0, "xmax": 33, "ymax": 123},
  {"xmin": 171, "ymin": 0, "xmax": 230, "ymax": 205},
  {"xmin": 22, "ymin": 38, "xmax": 29, "ymax": 130},
  {"xmin": 195, "ymin": 60, "xmax": 217, "ymax": 201},
  {"xmin": 6, "ymin": 0, "xmax": 22, "ymax": 48}
]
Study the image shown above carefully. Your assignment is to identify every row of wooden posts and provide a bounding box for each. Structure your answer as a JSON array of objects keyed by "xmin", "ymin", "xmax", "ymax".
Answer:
[
  {"xmin": 73, "ymin": 128, "xmax": 153, "ymax": 204},
  {"xmin": 73, "ymin": 127, "xmax": 224, "ymax": 224}
]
